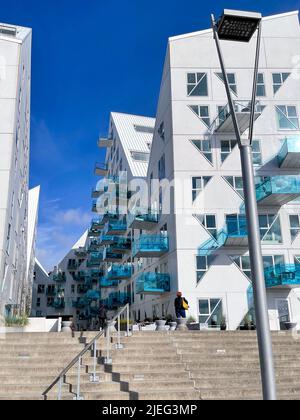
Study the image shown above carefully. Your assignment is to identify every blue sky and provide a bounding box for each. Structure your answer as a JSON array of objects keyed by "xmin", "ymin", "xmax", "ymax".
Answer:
[{"xmin": 1, "ymin": 0, "xmax": 299, "ymax": 271}]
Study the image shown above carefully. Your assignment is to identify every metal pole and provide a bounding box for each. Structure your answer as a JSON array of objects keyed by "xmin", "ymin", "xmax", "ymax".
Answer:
[
  {"xmin": 75, "ymin": 356, "xmax": 82, "ymax": 400},
  {"xmin": 127, "ymin": 304, "xmax": 130, "ymax": 337},
  {"xmin": 105, "ymin": 323, "xmax": 112, "ymax": 364},
  {"xmin": 211, "ymin": 14, "xmax": 277, "ymax": 400},
  {"xmin": 90, "ymin": 341, "xmax": 100, "ymax": 383}
]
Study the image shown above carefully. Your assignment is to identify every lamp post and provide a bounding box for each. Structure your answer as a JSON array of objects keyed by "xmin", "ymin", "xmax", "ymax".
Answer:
[{"xmin": 211, "ymin": 9, "xmax": 277, "ymax": 400}]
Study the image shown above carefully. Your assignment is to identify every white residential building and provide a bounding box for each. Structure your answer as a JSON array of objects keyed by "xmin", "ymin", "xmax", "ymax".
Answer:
[
  {"xmin": 95, "ymin": 10, "xmax": 300, "ymax": 331},
  {"xmin": 0, "ymin": 22, "xmax": 35, "ymax": 318}
]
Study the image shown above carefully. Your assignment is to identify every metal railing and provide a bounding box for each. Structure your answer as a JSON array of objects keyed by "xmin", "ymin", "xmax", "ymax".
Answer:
[{"xmin": 42, "ymin": 304, "xmax": 131, "ymax": 401}]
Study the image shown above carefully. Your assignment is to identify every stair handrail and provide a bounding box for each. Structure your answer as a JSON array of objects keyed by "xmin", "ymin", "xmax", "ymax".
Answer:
[{"xmin": 42, "ymin": 303, "xmax": 131, "ymax": 400}]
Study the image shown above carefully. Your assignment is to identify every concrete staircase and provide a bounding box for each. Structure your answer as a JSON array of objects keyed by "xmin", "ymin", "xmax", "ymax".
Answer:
[{"xmin": 0, "ymin": 330, "xmax": 300, "ymax": 400}]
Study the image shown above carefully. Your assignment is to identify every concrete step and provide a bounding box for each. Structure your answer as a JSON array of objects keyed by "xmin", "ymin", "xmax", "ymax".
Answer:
[
  {"xmin": 113, "ymin": 371, "xmax": 191, "ymax": 382},
  {"xmin": 0, "ymin": 373, "xmax": 112, "ymax": 385},
  {"xmin": 129, "ymin": 390, "xmax": 201, "ymax": 400},
  {"xmin": 124, "ymin": 381, "xmax": 196, "ymax": 393},
  {"xmin": 106, "ymin": 363, "xmax": 187, "ymax": 373}
]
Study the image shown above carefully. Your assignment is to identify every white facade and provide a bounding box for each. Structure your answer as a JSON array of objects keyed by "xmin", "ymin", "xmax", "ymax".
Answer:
[
  {"xmin": 0, "ymin": 23, "xmax": 33, "ymax": 318},
  {"xmin": 96, "ymin": 11, "xmax": 300, "ymax": 331}
]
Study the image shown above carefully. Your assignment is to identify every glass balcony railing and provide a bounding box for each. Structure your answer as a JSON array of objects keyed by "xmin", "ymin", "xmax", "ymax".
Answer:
[
  {"xmin": 94, "ymin": 162, "xmax": 108, "ymax": 176},
  {"xmin": 107, "ymin": 264, "xmax": 132, "ymax": 280},
  {"xmin": 53, "ymin": 273, "xmax": 66, "ymax": 283},
  {"xmin": 88, "ymin": 238, "xmax": 102, "ymax": 251},
  {"xmin": 87, "ymin": 252, "xmax": 103, "ymax": 267},
  {"xmin": 99, "ymin": 234, "xmax": 115, "ymax": 245},
  {"xmin": 86, "ymin": 290, "xmax": 101, "ymax": 300},
  {"xmin": 52, "ymin": 298, "xmax": 65, "ymax": 309},
  {"xmin": 99, "ymin": 278, "xmax": 119, "ymax": 288},
  {"xmin": 210, "ymin": 100, "xmax": 263, "ymax": 134},
  {"xmin": 91, "ymin": 218, "xmax": 105, "ymax": 231},
  {"xmin": 127, "ymin": 210, "xmax": 159, "ymax": 230},
  {"xmin": 72, "ymin": 298, "xmax": 89, "ymax": 308},
  {"xmin": 110, "ymin": 237, "xmax": 131, "ymax": 253},
  {"xmin": 104, "ymin": 220, "xmax": 127, "ymax": 236},
  {"xmin": 105, "ymin": 292, "xmax": 131, "ymax": 309},
  {"xmin": 136, "ymin": 272, "xmax": 171, "ymax": 294},
  {"xmin": 132, "ymin": 234, "xmax": 169, "ymax": 258},
  {"xmin": 98, "ymin": 136, "xmax": 114, "ymax": 148},
  {"xmin": 264, "ymin": 264, "xmax": 300, "ymax": 288},
  {"xmin": 256, "ymin": 176, "xmax": 300, "ymax": 206},
  {"xmin": 278, "ymin": 137, "xmax": 300, "ymax": 168},
  {"xmin": 103, "ymin": 247, "xmax": 123, "ymax": 262}
]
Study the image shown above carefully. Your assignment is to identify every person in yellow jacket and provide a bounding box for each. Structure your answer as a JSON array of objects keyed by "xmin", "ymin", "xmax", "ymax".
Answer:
[{"xmin": 174, "ymin": 292, "xmax": 189, "ymax": 319}]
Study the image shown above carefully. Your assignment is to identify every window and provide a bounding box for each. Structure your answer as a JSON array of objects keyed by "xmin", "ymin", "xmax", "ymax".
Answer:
[
  {"xmin": 216, "ymin": 72, "xmax": 237, "ymax": 94},
  {"xmin": 158, "ymin": 154, "xmax": 166, "ymax": 180},
  {"xmin": 231, "ymin": 255, "xmax": 252, "ymax": 280},
  {"xmin": 198, "ymin": 298, "xmax": 223, "ymax": 327},
  {"xmin": 190, "ymin": 139, "xmax": 213, "ymax": 164},
  {"xmin": 134, "ymin": 124, "xmax": 154, "ymax": 134},
  {"xmin": 6, "ymin": 223, "xmax": 11, "ymax": 253},
  {"xmin": 71, "ymin": 285, "xmax": 75, "ymax": 294},
  {"xmin": 47, "ymin": 297, "xmax": 54, "ymax": 307},
  {"xmin": 189, "ymin": 105, "xmax": 210, "ymax": 127},
  {"xmin": 187, "ymin": 73, "xmax": 208, "ymax": 96},
  {"xmin": 192, "ymin": 176, "xmax": 211, "ymax": 202},
  {"xmin": 130, "ymin": 151, "xmax": 150, "ymax": 162},
  {"xmin": 259, "ymin": 214, "xmax": 282, "ymax": 243},
  {"xmin": 276, "ymin": 105, "xmax": 299, "ymax": 130},
  {"xmin": 252, "ymin": 140, "xmax": 262, "ymax": 165},
  {"xmin": 37, "ymin": 285, "xmax": 45, "ymax": 294},
  {"xmin": 196, "ymin": 256, "xmax": 213, "ymax": 283},
  {"xmin": 272, "ymin": 73, "xmax": 290, "ymax": 94},
  {"xmin": 36, "ymin": 298, "xmax": 41, "ymax": 308},
  {"xmin": 256, "ymin": 73, "xmax": 266, "ymax": 97},
  {"xmin": 217, "ymin": 105, "xmax": 229, "ymax": 126},
  {"xmin": 289, "ymin": 215, "xmax": 300, "ymax": 241},
  {"xmin": 263, "ymin": 255, "xmax": 285, "ymax": 269},
  {"xmin": 220, "ymin": 140, "xmax": 237, "ymax": 163},
  {"xmin": 158, "ymin": 122, "xmax": 165, "ymax": 140},
  {"xmin": 224, "ymin": 176, "xmax": 244, "ymax": 198},
  {"xmin": 194, "ymin": 215, "xmax": 217, "ymax": 238}
]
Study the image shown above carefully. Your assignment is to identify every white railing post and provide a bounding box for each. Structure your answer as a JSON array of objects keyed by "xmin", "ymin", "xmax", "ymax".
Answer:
[
  {"xmin": 73, "ymin": 356, "xmax": 83, "ymax": 400},
  {"xmin": 90, "ymin": 341, "xmax": 100, "ymax": 383},
  {"xmin": 115, "ymin": 314, "xmax": 123, "ymax": 349},
  {"xmin": 105, "ymin": 323, "xmax": 112, "ymax": 364}
]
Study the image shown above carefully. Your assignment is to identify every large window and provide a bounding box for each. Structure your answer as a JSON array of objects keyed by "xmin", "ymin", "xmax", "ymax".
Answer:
[
  {"xmin": 187, "ymin": 73, "xmax": 208, "ymax": 96},
  {"xmin": 37, "ymin": 285, "xmax": 45, "ymax": 294},
  {"xmin": 263, "ymin": 255, "xmax": 285, "ymax": 269},
  {"xmin": 231, "ymin": 255, "xmax": 252, "ymax": 280},
  {"xmin": 196, "ymin": 256, "xmax": 213, "ymax": 283},
  {"xmin": 189, "ymin": 105, "xmax": 210, "ymax": 127},
  {"xmin": 276, "ymin": 105, "xmax": 299, "ymax": 130},
  {"xmin": 158, "ymin": 154, "xmax": 166, "ymax": 180},
  {"xmin": 198, "ymin": 298, "xmax": 223, "ymax": 327},
  {"xmin": 224, "ymin": 176, "xmax": 244, "ymax": 198},
  {"xmin": 190, "ymin": 139, "xmax": 212, "ymax": 163},
  {"xmin": 289, "ymin": 215, "xmax": 300, "ymax": 242},
  {"xmin": 272, "ymin": 73, "xmax": 290, "ymax": 94},
  {"xmin": 194, "ymin": 214, "xmax": 217, "ymax": 238},
  {"xmin": 252, "ymin": 140, "xmax": 262, "ymax": 165},
  {"xmin": 256, "ymin": 73, "xmax": 266, "ymax": 97},
  {"xmin": 216, "ymin": 72, "xmax": 237, "ymax": 94},
  {"xmin": 259, "ymin": 214, "xmax": 282, "ymax": 243},
  {"xmin": 220, "ymin": 140, "xmax": 237, "ymax": 163},
  {"xmin": 192, "ymin": 176, "xmax": 211, "ymax": 202}
]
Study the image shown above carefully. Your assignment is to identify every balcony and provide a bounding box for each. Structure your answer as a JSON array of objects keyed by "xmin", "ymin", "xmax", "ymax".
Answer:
[
  {"xmin": 127, "ymin": 210, "xmax": 159, "ymax": 231},
  {"xmin": 98, "ymin": 136, "xmax": 113, "ymax": 148},
  {"xmin": 210, "ymin": 101, "xmax": 263, "ymax": 134},
  {"xmin": 265, "ymin": 264, "xmax": 300, "ymax": 289},
  {"xmin": 256, "ymin": 176, "xmax": 300, "ymax": 206},
  {"xmin": 99, "ymin": 278, "xmax": 119, "ymax": 288},
  {"xmin": 107, "ymin": 264, "xmax": 132, "ymax": 280},
  {"xmin": 74, "ymin": 247, "xmax": 87, "ymax": 258},
  {"xmin": 223, "ymin": 216, "xmax": 248, "ymax": 247},
  {"xmin": 99, "ymin": 234, "xmax": 115, "ymax": 245},
  {"xmin": 53, "ymin": 272, "xmax": 66, "ymax": 283},
  {"xmin": 110, "ymin": 237, "xmax": 131, "ymax": 253},
  {"xmin": 94, "ymin": 162, "xmax": 108, "ymax": 176},
  {"xmin": 52, "ymin": 298, "xmax": 65, "ymax": 310},
  {"xmin": 132, "ymin": 234, "xmax": 169, "ymax": 258},
  {"xmin": 90, "ymin": 268, "xmax": 103, "ymax": 280},
  {"xmin": 87, "ymin": 252, "xmax": 103, "ymax": 267},
  {"xmin": 104, "ymin": 220, "xmax": 127, "ymax": 236},
  {"xmin": 136, "ymin": 273, "xmax": 171, "ymax": 295},
  {"xmin": 73, "ymin": 298, "xmax": 88, "ymax": 308},
  {"xmin": 103, "ymin": 247, "xmax": 123, "ymax": 263},
  {"xmin": 105, "ymin": 292, "xmax": 131, "ymax": 310},
  {"xmin": 278, "ymin": 137, "xmax": 300, "ymax": 168},
  {"xmin": 91, "ymin": 218, "xmax": 105, "ymax": 231},
  {"xmin": 88, "ymin": 238, "xmax": 102, "ymax": 252},
  {"xmin": 86, "ymin": 290, "xmax": 101, "ymax": 300}
]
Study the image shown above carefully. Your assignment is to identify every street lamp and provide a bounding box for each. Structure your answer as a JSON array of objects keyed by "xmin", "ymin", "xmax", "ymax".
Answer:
[{"xmin": 211, "ymin": 9, "xmax": 277, "ymax": 400}]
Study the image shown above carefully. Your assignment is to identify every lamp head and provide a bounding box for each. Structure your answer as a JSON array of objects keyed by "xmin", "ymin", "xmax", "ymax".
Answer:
[{"xmin": 216, "ymin": 9, "xmax": 262, "ymax": 42}]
